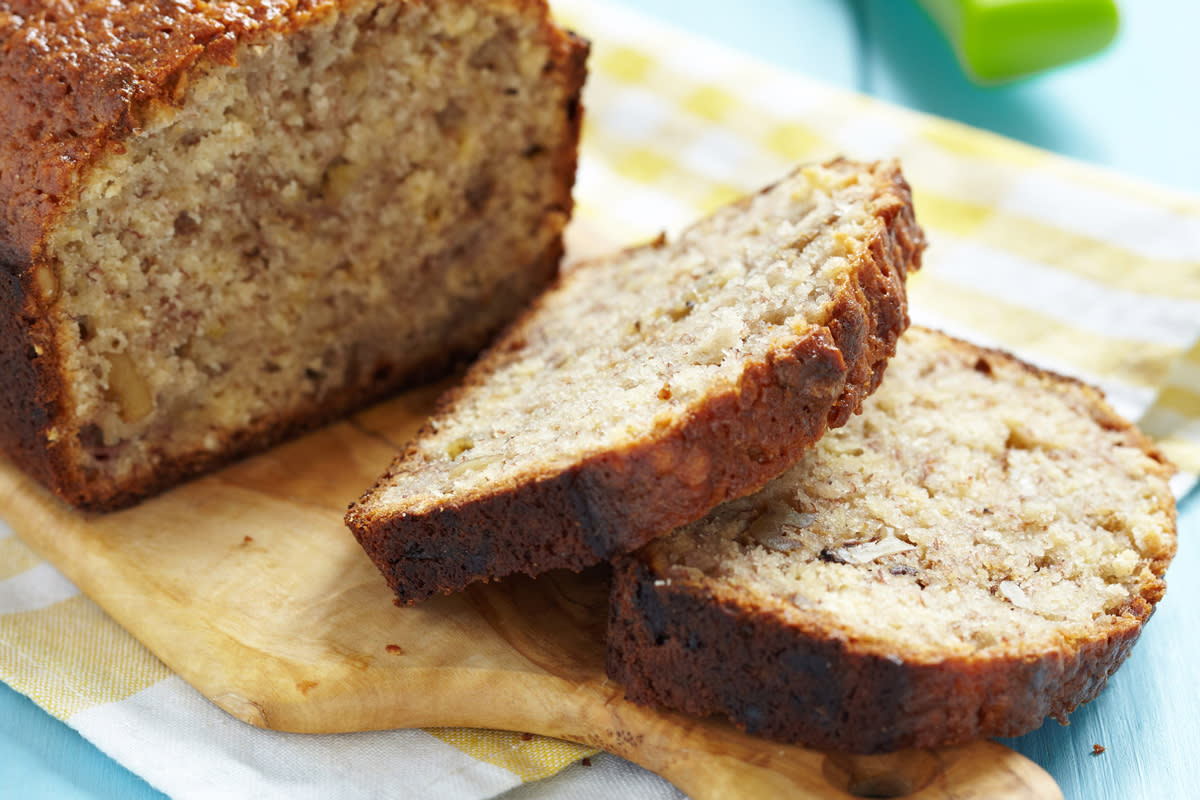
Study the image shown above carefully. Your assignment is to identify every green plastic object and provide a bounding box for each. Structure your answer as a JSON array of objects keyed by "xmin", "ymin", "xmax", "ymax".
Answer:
[{"xmin": 915, "ymin": 0, "xmax": 1120, "ymax": 84}]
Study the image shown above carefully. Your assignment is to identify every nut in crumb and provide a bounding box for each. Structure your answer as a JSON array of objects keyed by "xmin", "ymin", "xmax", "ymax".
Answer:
[
  {"xmin": 346, "ymin": 65, "xmax": 369, "ymax": 98},
  {"xmin": 446, "ymin": 436, "xmax": 475, "ymax": 459},
  {"xmin": 322, "ymin": 159, "xmax": 364, "ymax": 205},
  {"xmin": 104, "ymin": 352, "xmax": 154, "ymax": 423},
  {"xmin": 448, "ymin": 453, "xmax": 501, "ymax": 478},
  {"xmin": 33, "ymin": 264, "xmax": 59, "ymax": 303},
  {"xmin": 997, "ymin": 579, "xmax": 1033, "ymax": 610}
]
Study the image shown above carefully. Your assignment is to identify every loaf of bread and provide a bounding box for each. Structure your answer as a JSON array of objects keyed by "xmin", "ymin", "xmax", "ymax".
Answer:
[
  {"xmin": 606, "ymin": 326, "xmax": 1177, "ymax": 753},
  {"xmin": 0, "ymin": 0, "xmax": 587, "ymax": 510},
  {"xmin": 346, "ymin": 158, "xmax": 926, "ymax": 605}
]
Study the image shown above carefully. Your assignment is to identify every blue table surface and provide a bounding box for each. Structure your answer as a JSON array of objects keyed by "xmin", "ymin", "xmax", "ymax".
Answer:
[{"xmin": 3, "ymin": 2, "xmax": 1197, "ymax": 798}]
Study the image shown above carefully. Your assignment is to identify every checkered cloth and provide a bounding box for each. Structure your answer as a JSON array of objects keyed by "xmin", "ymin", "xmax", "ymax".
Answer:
[{"xmin": 3, "ymin": 1, "xmax": 1199, "ymax": 797}]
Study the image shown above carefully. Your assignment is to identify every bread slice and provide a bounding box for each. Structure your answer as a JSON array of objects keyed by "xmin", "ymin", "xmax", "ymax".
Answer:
[
  {"xmin": 0, "ymin": 0, "xmax": 586, "ymax": 510},
  {"xmin": 346, "ymin": 158, "xmax": 926, "ymax": 604},
  {"xmin": 606, "ymin": 326, "xmax": 1177, "ymax": 753}
]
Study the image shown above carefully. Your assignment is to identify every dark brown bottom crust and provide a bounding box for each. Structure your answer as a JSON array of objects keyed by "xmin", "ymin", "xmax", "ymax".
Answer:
[
  {"xmin": 605, "ymin": 557, "xmax": 1150, "ymax": 754},
  {"xmin": 347, "ymin": 162, "xmax": 926, "ymax": 605},
  {"xmin": 36, "ymin": 241, "xmax": 565, "ymax": 512}
]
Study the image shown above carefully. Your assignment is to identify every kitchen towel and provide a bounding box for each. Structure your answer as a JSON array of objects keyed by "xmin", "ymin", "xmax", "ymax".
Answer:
[{"xmin": 2, "ymin": 1, "xmax": 1198, "ymax": 798}]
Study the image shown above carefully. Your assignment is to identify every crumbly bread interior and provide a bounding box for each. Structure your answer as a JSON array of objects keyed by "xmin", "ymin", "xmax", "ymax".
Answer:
[
  {"xmin": 44, "ymin": 0, "xmax": 572, "ymax": 488},
  {"xmin": 371, "ymin": 160, "xmax": 901, "ymax": 511},
  {"xmin": 643, "ymin": 327, "xmax": 1176, "ymax": 659}
]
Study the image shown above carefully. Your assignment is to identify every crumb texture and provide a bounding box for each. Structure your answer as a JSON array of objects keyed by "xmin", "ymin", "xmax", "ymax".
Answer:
[
  {"xmin": 1, "ymin": 0, "xmax": 585, "ymax": 508},
  {"xmin": 608, "ymin": 326, "xmax": 1177, "ymax": 752},
  {"xmin": 348, "ymin": 158, "xmax": 924, "ymax": 603},
  {"xmin": 375, "ymin": 160, "xmax": 914, "ymax": 511}
]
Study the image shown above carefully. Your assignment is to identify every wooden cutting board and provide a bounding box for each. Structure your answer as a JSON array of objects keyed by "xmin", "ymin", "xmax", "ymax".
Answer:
[{"xmin": 0, "ymin": 225, "xmax": 1062, "ymax": 800}]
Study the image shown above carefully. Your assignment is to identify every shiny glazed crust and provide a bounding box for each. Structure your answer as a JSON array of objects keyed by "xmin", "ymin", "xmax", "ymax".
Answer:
[
  {"xmin": 0, "ymin": 0, "xmax": 588, "ymax": 510},
  {"xmin": 605, "ymin": 329, "xmax": 1177, "ymax": 753},
  {"xmin": 346, "ymin": 160, "xmax": 927, "ymax": 604}
]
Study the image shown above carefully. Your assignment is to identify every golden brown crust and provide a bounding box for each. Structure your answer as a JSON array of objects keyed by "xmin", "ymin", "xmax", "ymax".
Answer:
[
  {"xmin": 2, "ymin": 1, "xmax": 274, "ymax": 258},
  {"xmin": 604, "ymin": 328, "xmax": 1177, "ymax": 753},
  {"xmin": 345, "ymin": 162, "xmax": 926, "ymax": 604},
  {"xmin": 0, "ymin": 0, "xmax": 589, "ymax": 510},
  {"xmin": 547, "ymin": 29, "xmax": 589, "ymax": 223}
]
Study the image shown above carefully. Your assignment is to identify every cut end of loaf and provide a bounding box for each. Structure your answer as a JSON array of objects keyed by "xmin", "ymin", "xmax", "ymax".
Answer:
[
  {"xmin": 608, "ymin": 326, "xmax": 1177, "ymax": 752},
  {"xmin": 23, "ymin": 0, "xmax": 585, "ymax": 509},
  {"xmin": 347, "ymin": 157, "xmax": 926, "ymax": 604}
]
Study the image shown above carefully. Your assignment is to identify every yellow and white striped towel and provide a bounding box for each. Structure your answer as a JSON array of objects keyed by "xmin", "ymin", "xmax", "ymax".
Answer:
[{"xmin": 2, "ymin": 1, "xmax": 1198, "ymax": 797}]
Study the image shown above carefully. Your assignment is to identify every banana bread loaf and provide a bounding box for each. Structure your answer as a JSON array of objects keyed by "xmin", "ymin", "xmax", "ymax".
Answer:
[
  {"xmin": 346, "ymin": 158, "xmax": 926, "ymax": 605},
  {"xmin": 0, "ymin": 0, "xmax": 587, "ymax": 510},
  {"xmin": 606, "ymin": 327, "xmax": 1177, "ymax": 753}
]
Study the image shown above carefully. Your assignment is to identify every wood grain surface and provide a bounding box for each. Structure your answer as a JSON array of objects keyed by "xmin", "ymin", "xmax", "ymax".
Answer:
[{"xmin": 0, "ymin": 225, "xmax": 1062, "ymax": 799}]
